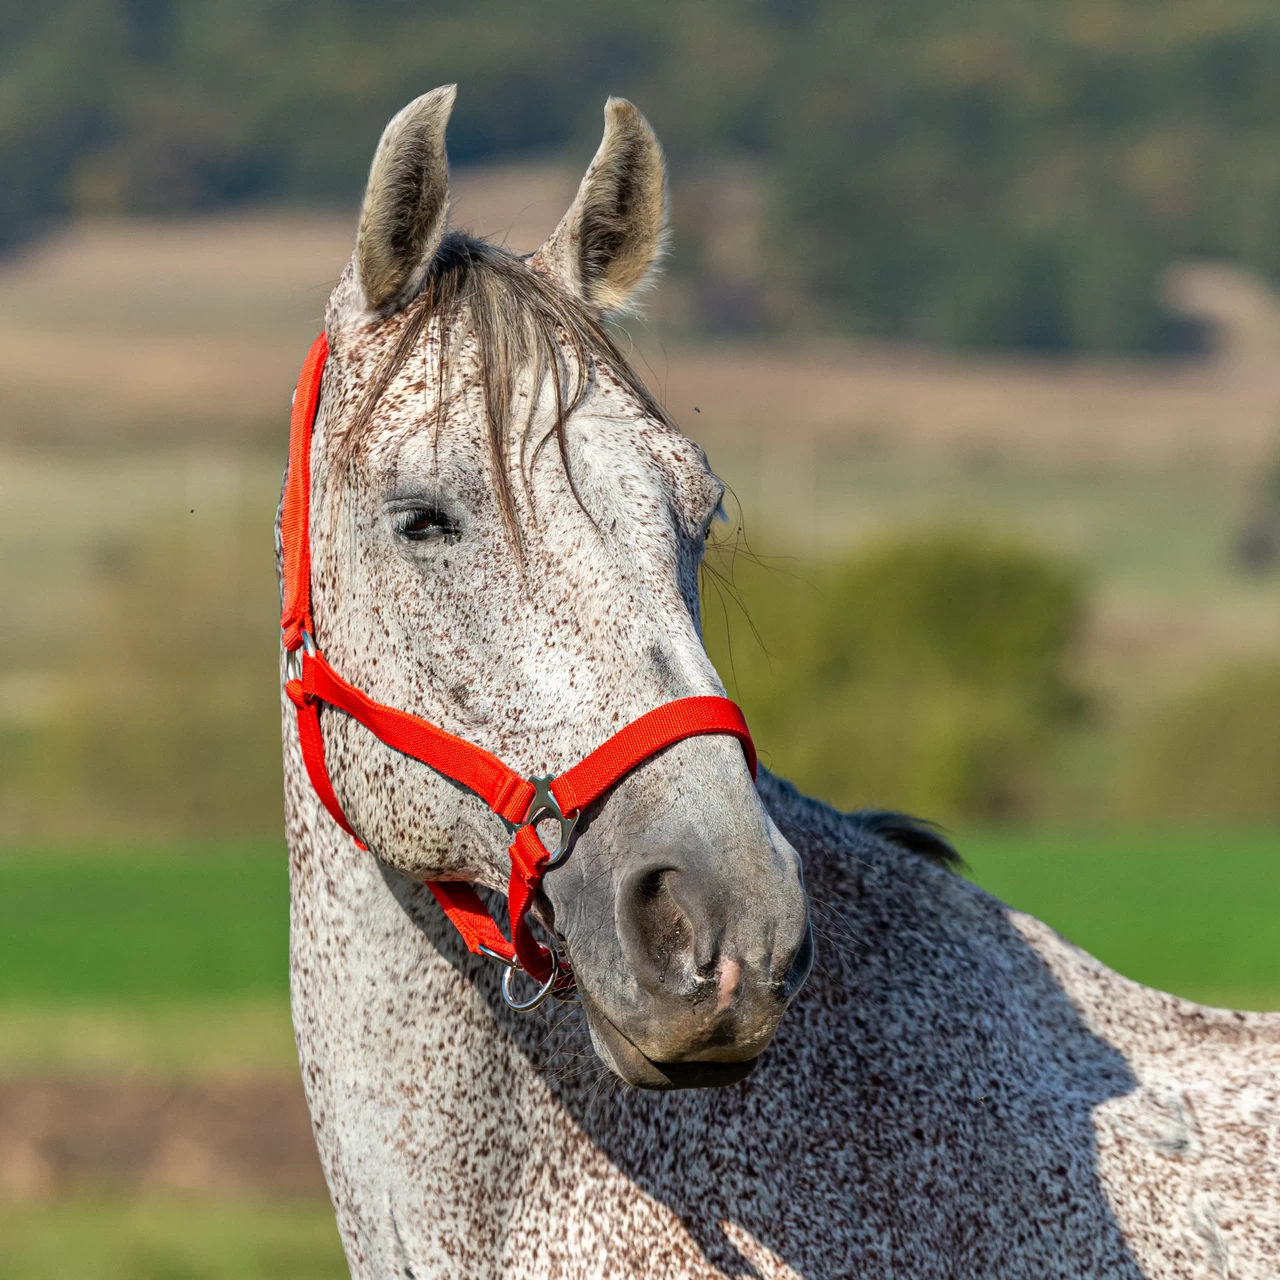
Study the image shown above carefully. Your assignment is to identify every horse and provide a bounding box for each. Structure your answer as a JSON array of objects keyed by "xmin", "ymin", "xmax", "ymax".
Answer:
[{"xmin": 281, "ymin": 86, "xmax": 1279, "ymax": 1278}]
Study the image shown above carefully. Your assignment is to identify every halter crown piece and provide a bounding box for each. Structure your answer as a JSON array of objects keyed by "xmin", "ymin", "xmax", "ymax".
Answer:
[{"xmin": 281, "ymin": 333, "xmax": 757, "ymax": 1010}]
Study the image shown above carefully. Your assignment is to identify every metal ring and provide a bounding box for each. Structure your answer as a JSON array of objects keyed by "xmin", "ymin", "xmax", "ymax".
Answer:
[
  {"xmin": 500, "ymin": 948, "xmax": 562, "ymax": 1013},
  {"xmin": 284, "ymin": 631, "xmax": 317, "ymax": 684}
]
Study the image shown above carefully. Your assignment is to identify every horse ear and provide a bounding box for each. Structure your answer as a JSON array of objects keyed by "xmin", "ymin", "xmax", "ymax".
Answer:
[
  {"xmin": 531, "ymin": 98, "xmax": 668, "ymax": 315},
  {"xmin": 355, "ymin": 85, "xmax": 456, "ymax": 315}
]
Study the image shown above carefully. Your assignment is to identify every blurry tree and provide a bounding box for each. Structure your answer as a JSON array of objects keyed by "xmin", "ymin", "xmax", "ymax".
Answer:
[
  {"xmin": 771, "ymin": 0, "xmax": 1280, "ymax": 352},
  {"xmin": 1126, "ymin": 659, "xmax": 1280, "ymax": 824},
  {"xmin": 4, "ymin": 2, "xmax": 1280, "ymax": 352},
  {"xmin": 702, "ymin": 527, "xmax": 1088, "ymax": 823}
]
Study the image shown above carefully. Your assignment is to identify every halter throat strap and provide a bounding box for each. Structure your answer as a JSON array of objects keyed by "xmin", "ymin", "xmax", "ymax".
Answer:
[{"xmin": 280, "ymin": 333, "xmax": 756, "ymax": 1007}]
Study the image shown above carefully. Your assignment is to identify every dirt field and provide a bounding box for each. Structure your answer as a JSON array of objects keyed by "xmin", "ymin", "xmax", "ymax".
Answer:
[
  {"xmin": 0, "ymin": 1076, "xmax": 322, "ymax": 1201},
  {"xmin": 3, "ymin": 185, "xmax": 1279, "ymax": 468}
]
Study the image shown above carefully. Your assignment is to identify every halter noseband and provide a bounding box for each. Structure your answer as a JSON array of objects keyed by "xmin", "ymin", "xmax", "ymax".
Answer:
[{"xmin": 281, "ymin": 333, "xmax": 757, "ymax": 1010}]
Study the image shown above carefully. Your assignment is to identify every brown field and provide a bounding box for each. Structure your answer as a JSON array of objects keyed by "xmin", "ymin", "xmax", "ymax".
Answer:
[
  {"xmin": 3, "ymin": 173, "xmax": 1279, "ymax": 467},
  {"xmin": 0, "ymin": 1075, "xmax": 321, "ymax": 1201},
  {"xmin": 3, "ymin": 182, "xmax": 1280, "ymax": 814}
]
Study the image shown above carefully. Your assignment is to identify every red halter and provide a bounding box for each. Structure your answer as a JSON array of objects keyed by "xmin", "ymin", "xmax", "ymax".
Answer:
[{"xmin": 281, "ymin": 333, "xmax": 757, "ymax": 1008}]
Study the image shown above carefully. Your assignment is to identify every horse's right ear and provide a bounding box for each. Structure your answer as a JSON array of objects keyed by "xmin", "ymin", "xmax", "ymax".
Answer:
[{"xmin": 355, "ymin": 85, "xmax": 456, "ymax": 315}]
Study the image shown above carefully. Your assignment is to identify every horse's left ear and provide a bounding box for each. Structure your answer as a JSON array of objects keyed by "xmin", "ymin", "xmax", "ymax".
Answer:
[{"xmin": 531, "ymin": 98, "xmax": 668, "ymax": 315}]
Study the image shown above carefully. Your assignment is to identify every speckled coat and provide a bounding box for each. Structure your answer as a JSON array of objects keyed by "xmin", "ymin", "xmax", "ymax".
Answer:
[
  {"xmin": 286, "ymin": 753, "xmax": 1279, "ymax": 1279},
  {"xmin": 282, "ymin": 88, "xmax": 1280, "ymax": 1280}
]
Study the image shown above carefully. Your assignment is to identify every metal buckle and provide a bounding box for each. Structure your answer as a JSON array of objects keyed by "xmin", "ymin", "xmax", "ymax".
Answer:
[
  {"xmin": 284, "ymin": 629, "xmax": 317, "ymax": 683},
  {"xmin": 523, "ymin": 774, "xmax": 579, "ymax": 866}
]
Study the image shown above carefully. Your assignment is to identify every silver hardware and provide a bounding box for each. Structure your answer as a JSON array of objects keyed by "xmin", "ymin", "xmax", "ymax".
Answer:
[
  {"xmin": 523, "ymin": 774, "xmax": 579, "ymax": 865},
  {"xmin": 500, "ymin": 945, "xmax": 564, "ymax": 1012},
  {"xmin": 283, "ymin": 630, "xmax": 317, "ymax": 683},
  {"xmin": 477, "ymin": 943, "xmax": 517, "ymax": 968},
  {"xmin": 482, "ymin": 940, "xmax": 575, "ymax": 1004}
]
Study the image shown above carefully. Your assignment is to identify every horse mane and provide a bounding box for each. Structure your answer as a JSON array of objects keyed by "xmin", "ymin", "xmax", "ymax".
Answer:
[
  {"xmin": 336, "ymin": 230, "xmax": 671, "ymax": 549},
  {"xmin": 848, "ymin": 808, "xmax": 964, "ymax": 870}
]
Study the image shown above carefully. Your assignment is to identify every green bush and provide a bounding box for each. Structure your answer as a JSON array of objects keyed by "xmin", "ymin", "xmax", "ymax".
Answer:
[
  {"xmin": 1126, "ymin": 659, "xmax": 1280, "ymax": 823},
  {"xmin": 702, "ymin": 527, "xmax": 1087, "ymax": 822}
]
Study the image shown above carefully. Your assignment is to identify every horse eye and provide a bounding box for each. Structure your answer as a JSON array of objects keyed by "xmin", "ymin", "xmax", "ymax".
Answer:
[{"xmin": 396, "ymin": 507, "xmax": 460, "ymax": 545}]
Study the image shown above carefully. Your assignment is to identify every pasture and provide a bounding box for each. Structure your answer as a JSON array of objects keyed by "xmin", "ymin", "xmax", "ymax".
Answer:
[
  {"xmin": 0, "ymin": 1201, "xmax": 348, "ymax": 1280},
  {"xmin": 0, "ymin": 834, "xmax": 1275, "ymax": 1279},
  {"xmin": 1, "ymin": 833, "xmax": 1275, "ymax": 1058}
]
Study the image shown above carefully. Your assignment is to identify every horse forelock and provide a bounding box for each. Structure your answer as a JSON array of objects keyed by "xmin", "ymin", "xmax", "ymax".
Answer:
[{"xmin": 324, "ymin": 231, "xmax": 671, "ymax": 549}]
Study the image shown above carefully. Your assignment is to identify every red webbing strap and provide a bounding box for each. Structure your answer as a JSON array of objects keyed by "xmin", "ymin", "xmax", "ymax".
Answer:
[
  {"xmin": 426, "ymin": 882, "xmax": 519, "ymax": 961},
  {"xmin": 299, "ymin": 652, "xmax": 536, "ymax": 823},
  {"xmin": 506, "ymin": 824, "xmax": 559, "ymax": 978},
  {"xmin": 551, "ymin": 695, "xmax": 756, "ymax": 816},
  {"xmin": 290, "ymin": 689, "xmax": 366, "ymax": 849},
  {"xmin": 280, "ymin": 332, "xmax": 328, "ymax": 651}
]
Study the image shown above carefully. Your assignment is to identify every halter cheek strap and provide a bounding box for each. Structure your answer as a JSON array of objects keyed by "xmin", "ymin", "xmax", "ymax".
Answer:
[{"xmin": 280, "ymin": 333, "xmax": 757, "ymax": 1009}]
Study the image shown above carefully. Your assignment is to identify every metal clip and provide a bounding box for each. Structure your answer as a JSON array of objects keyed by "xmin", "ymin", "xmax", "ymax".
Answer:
[
  {"xmin": 500, "ymin": 945, "xmax": 564, "ymax": 1012},
  {"xmin": 480, "ymin": 941, "xmax": 575, "ymax": 1007},
  {"xmin": 523, "ymin": 774, "xmax": 579, "ymax": 866}
]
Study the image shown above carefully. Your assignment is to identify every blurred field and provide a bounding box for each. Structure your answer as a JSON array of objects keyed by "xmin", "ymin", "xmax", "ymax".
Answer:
[
  {"xmin": 0, "ymin": 1200, "xmax": 346, "ymax": 1280},
  {"xmin": 5, "ymin": 203, "xmax": 1280, "ymax": 468},
  {"xmin": 0, "ymin": 847, "xmax": 286, "ymax": 1003},
  {"xmin": 1, "ymin": 835, "xmax": 1274, "ymax": 1028},
  {"xmin": 968, "ymin": 830, "xmax": 1280, "ymax": 1011}
]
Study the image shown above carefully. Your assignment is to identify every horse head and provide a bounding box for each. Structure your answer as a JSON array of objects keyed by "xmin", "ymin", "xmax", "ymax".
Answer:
[{"xmin": 299, "ymin": 86, "xmax": 812, "ymax": 1089}]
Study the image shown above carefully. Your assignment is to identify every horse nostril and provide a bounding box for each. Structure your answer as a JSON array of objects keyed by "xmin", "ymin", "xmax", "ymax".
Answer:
[
  {"xmin": 614, "ymin": 853, "xmax": 810, "ymax": 1016},
  {"xmin": 617, "ymin": 867, "xmax": 703, "ymax": 992}
]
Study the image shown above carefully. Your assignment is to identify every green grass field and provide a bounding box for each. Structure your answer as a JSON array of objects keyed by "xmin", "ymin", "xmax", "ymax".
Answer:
[
  {"xmin": 0, "ymin": 843, "xmax": 288, "ymax": 1003},
  {"xmin": 0, "ymin": 1200, "xmax": 347, "ymax": 1280},
  {"xmin": 964, "ymin": 829, "xmax": 1280, "ymax": 1010},
  {"xmin": 0, "ymin": 831, "xmax": 1275, "ymax": 1033}
]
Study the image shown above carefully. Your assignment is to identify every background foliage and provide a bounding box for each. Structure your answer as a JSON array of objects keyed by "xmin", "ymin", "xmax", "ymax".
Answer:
[
  {"xmin": 704, "ymin": 529, "xmax": 1088, "ymax": 822},
  {"xmin": 7, "ymin": 0, "xmax": 1280, "ymax": 351}
]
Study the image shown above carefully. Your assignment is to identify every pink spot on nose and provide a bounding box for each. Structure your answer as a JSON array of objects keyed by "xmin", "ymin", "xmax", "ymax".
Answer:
[{"xmin": 716, "ymin": 957, "xmax": 741, "ymax": 1013}]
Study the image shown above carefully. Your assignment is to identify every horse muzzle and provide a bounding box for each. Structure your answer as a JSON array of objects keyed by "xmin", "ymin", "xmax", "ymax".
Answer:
[{"xmin": 551, "ymin": 798, "xmax": 815, "ymax": 1090}]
